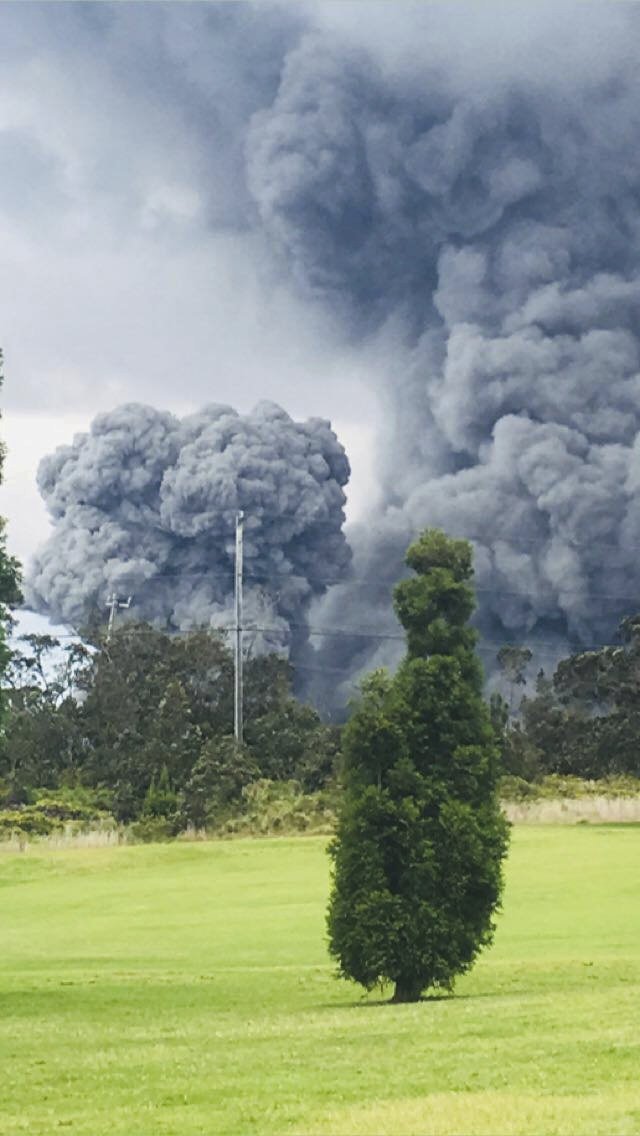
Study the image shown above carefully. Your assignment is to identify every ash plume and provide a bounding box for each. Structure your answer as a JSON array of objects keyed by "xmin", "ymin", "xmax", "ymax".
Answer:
[
  {"xmin": 13, "ymin": 3, "xmax": 640, "ymax": 708},
  {"xmin": 27, "ymin": 401, "xmax": 351, "ymax": 661},
  {"xmin": 240, "ymin": 6, "xmax": 640, "ymax": 703}
]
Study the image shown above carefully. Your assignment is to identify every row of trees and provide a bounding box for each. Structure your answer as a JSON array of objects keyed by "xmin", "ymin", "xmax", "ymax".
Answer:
[
  {"xmin": 0, "ymin": 349, "xmax": 24, "ymax": 760},
  {"xmin": 492, "ymin": 625, "xmax": 640, "ymax": 781},
  {"xmin": 8, "ymin": 607, "xmax": 640, "ymax": 827},
  {"xmin": 1, "ymin": 625, "xmax": 339, "ymax": 828}
]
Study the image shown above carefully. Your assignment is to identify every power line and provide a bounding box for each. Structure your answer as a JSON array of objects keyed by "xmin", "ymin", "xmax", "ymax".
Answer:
[{"xmin": 13, "ymin": 618, "xmax": 627, "ymax": 654}]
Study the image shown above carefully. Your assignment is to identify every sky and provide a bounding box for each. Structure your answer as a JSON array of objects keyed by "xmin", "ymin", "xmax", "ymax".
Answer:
[{"xmin": 2, "ymin": 2, "xmax": 640, "ymax": 707}]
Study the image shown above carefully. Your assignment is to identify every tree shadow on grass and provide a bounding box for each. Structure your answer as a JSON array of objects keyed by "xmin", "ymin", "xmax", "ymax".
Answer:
[{"xmin": 319, "ymin": 989, "xmax": 496, "ymax": 1010}]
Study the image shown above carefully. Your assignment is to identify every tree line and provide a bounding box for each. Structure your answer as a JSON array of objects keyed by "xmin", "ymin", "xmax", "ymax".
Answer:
[
  {"xmin": 0, "ymin": 625, "xmax": 340, "ymax": 833},
  {"xmin": 4, "ymin": 602, "xmax": 640, "ymax": 835},
  {"xmin": 492, "ymin": 623, "xmax": 640, "ymax": 783}
]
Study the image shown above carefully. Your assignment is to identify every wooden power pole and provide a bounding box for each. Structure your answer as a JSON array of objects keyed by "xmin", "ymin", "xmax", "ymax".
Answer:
[{"xmin": 234, "ymin": 510, "xmax": 244, "ymax": 744}]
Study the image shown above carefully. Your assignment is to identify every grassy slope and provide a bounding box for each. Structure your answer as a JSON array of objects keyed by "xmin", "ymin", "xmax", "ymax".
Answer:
[{"xmin": 0, "ymin": 829, "xmax": 639, "ymax": 1136}]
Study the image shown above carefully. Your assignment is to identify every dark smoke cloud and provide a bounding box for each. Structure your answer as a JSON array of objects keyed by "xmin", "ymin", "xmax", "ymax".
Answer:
[
  {"xmin": 239, "ymin": 6, "xmax": 640, "ymax": 703},
  {"xmin": 15, "ymin": 3, "xmax": 640, "ymax": 708},
  {"xmin": 27, "ymin": 401, "xmax": 351, "ymax": 659}
]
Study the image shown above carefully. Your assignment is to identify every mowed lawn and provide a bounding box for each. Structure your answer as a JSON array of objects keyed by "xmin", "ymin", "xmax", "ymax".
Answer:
[{"xmin": 1, "ymin": 828, "xmax": 639, "ymax": 1136}]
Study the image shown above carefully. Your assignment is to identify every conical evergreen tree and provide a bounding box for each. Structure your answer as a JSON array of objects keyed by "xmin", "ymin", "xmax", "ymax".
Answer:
[{"xmin": 327, "ymin": 529, "xmax": 509, "ymax": 1002}]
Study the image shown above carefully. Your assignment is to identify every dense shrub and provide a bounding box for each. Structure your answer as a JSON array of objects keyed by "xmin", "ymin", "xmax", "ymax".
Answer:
[{"xmin": 0, "ymin": 785, "xmax": 115, "ymax": 839}]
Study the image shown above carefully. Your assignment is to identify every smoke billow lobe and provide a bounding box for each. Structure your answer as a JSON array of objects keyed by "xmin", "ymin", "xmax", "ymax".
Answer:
[{"xmin": 28, "ymin": 401, "xmax": 351, "ymax": 658}]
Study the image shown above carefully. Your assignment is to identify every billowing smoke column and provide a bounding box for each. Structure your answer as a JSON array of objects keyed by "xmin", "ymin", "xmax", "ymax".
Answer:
[
  {"xmin": 27, "ymin": 401, "xmax": 351, "ymax": 661},
  {"xmin": 239, "ymin": 13, "xmax": 640, "ymax": 698},
  {"xmin": 16, "ymin": 4, "xmax": 640, "ymax": 707}
]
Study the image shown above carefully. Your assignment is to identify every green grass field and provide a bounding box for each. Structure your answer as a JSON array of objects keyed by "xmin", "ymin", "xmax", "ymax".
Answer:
[{"xmin": 1, "ymin": 828, "xmax": 639, "ymax": 1136}]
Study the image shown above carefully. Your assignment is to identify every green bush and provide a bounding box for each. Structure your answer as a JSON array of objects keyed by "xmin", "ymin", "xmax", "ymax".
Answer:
[
  {"xmin": 141, "ymin": 766, "xmax": 178, "ymax": 819},
  {"xmin": 0, "ymin": 807, "xmax": 59, "ymax": 838},
  {"xmin": 499, "ymin": 775, "xmax": 541, "ymax": 802},
  {"xmin": 219, "ymin": 779, "xmax": 338, "ymax": 836},
  {"xmin": 32, "ymin": 785, "xmax": 114, "ymax": 820},
  {"xmin": 499, "ymin": 773, "xmax": 640, "ymax": 802},
  {"xmin": 0, "ymin": 784, "xmax": 116, "ymax": 841},
  {"xmin": 129, "ymin": 815, "xmax": 176, "ymax": 843}
]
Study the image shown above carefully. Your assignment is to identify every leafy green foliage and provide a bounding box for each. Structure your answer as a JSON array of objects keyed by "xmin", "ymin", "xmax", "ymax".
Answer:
[
  {"xmin": 244, "ymin": 701, "xmax": 340, "ymax": 791},
  {"xmin": 1, "ymin": 622, "xmax": 340, "ymax": 830},
  {"xmin": 500, "ymin": 620, "xmax": 640, "ymax": 781},
  {"xmin": 328, "ymin": 528, "xmax": 509, "ymax": 1002},
  {"xmin": 499, "ymin": 772, "xmax": 640, "ymax": 802},
  {"xmin": 218, "ymin": 779, "xmax": 338, "ymax": 836},
  {"xmin": 178, "ymin": 737, "xmax": 258, "ymax": 829},
  {"xmin": 1, "ymin": 635, "xmax": 89, "ymax": 801},
  {"xmin": 0, "ymin": 350, "xmax": 23, "ymax": 733},
  {"xmin": 0, "ymin": 784, "xmax": 114, "ymax": 839}
]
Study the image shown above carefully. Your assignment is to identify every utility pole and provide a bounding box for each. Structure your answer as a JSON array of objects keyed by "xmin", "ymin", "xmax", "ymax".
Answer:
[
  {"xmin": 106, "ymin": 593, "xmax": 132, "ymax": 641},
  {"xmin": 234, "ymin": 510, "xmax": 244, "ymax": 744}
]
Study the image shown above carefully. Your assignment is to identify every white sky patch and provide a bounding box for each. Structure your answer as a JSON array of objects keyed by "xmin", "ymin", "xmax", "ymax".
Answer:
[
  {"xmin": 1, "ymin": 410, "xmax": 90, "ymax": 567},
  {"xmin": 10, "ymin": 608, "xmax": 77, "ymax": 646},
  {"xmin": 333, "ymin": 417, "xmax": 379, "ymax": 525}
]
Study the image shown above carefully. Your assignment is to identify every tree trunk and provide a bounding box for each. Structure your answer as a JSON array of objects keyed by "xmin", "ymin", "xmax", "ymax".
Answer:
[{"xmin": 391, "ymin": 978, "xmax": 423, "ymax": 1003}]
